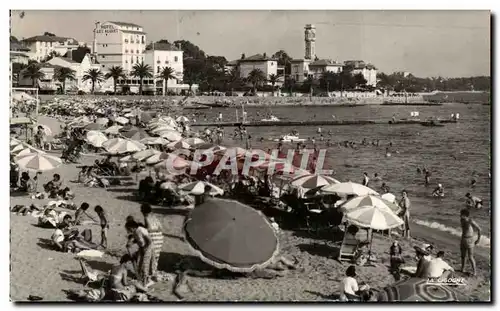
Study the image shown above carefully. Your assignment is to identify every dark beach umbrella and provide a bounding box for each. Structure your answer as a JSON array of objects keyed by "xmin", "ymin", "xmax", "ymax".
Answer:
[
  {"xmin": 377, "ymin": 278, "xmax": 464, "ymax": 302},
  {"xmin": 122, "ymin": 128, "xmax": 150, "ymax": 141},
  {"xmin": 183, "ymin": 198, "xmax": 279, "ymax": 272},
  {"xmin": 192, "ymin": 142, "xmax": 216, "ymax": 150},
  {"xmin": 84, "ymin": 123, "xmax": 105, "ymax": 131}
]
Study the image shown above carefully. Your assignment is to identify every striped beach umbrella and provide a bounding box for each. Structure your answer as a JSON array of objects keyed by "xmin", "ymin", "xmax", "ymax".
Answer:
[
  {"xmin": 344, "ymin": 205, "xmax": 403, "ymax": 230},
  {"xmin": 140, "ymin": 137, "xmax": 169, "ymax": 145},
  {"xmin": 121, "ymin": 128, "xmax": 150, "ymax": 141},
  {"xmin": 84, "ymin": 123, "xmax": 105, "ymax": 131},
  {"xmin": 10, "ymin": 138, "xmax": 21, "ymax": 147},
  {"xmin": 95, "ymin": 117, "xmax": 109, "ymax": 125},
  {"xmin": 291, "ymin": 174, "xmax": 340, "ymax": 189},
  {"xmin": 378, "ymin": 278, "xmax": 464, "ymax": 302},
  {"xmin": 151, "ymin": 125, "xmax": 178, "ymax": 133},
  {"xmin": 158, "ymin": 130, "xmax": 183, "ymax": 142},
  {"xmin": 184, "ymin": 137, "xmax": 204, "ymax": 146},
  {"xmin": 114, "ymin": 116, "xmax": 129, "ymax": 125},
  {"xmin": 179, "ymin": 181, "xmax": 224, "ymax": 196},
  {"xmin": 15, "ymin": 152, "xmax": 62, "ymax": 172},
  {"xmin": 131, "ymin": 149, "xmax": 160, "ymax": 162},
  {"xmin": 341, "ymin": 194, "xmax": 401, "ymax": 214},
  {"xmin": 105, "ymin": 125, "xmax": 123, "ymax": 134},
  {"xmin": 102, "ymin": 138, "xmax": 146, "ymax": 154}
]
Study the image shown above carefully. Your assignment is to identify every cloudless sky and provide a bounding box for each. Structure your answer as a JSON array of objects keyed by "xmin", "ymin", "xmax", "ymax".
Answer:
[{"xmin": 10, "ymin": 10, "xmax": 491, "ymax": 77}]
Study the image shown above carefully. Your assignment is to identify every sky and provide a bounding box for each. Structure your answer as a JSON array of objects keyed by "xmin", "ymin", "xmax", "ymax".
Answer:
[{"xmin": 10, "ymin": 10, "xmax": 491, "ymax": 77}]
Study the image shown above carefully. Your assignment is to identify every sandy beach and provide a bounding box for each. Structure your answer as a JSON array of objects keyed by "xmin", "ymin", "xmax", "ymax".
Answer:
[{"xmin": 9, "ymin": 116, "xmax": 490, "ymax": 302}]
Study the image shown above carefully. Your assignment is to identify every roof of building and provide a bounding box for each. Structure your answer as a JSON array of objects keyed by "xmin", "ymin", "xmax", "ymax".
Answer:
[
  {"xmin": 309, "ymin": 59, "xmax": 342, "ymax": 66},
  {"xmin": 145, "ymin": 43, "xmax": 181, "ymax": 51},
  {"xmin": 239, "ymin": 54, "xmax": 278, "ymax": 62},
  {"xmin": 121, "ymin": 29, "xmax": 146, "ymax": 35},
  {"xmin": 22, "ymin": 35, "xmax": 78, "ymax": 45},
  {"xmin": 109, "ymin": 21, "xmax": 142, "ymax": 28},
  {"xmin": 290, "ymin": 58, "xmax": 311, "ymax": 63},
  {"xmin": 10, "ymin": 41, "xmax": 30, "ymax": 52},
  {"xmin": 60, "ymin": 57, "xmax": 79, "ymax": 64},
  {"xmin": 226, "ymin": 60, "xmax": 239, "ymax": 66}
]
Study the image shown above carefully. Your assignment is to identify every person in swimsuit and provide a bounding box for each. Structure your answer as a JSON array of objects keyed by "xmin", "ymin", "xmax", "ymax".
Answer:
[
  {"xmin": 95, "ymin": 205, "xmax": 109, "ymax": 249},
  {"xmin": 109, "ymin": 254, "xmax": 148, "ymax": 301},
  {"xmin": 460, "ymin": 209, "xmax": 481, "ymax": 276},
  {"xmin": 465, "ymin": 193, "xmax": 483, "ymax": 209},
  {"xmin": 125, "ymin": 219, "xmax": 153, "ymax": 287},
  {"xmin": 399, "ymin": 190, "xmax": 411, "ymax": 239}
]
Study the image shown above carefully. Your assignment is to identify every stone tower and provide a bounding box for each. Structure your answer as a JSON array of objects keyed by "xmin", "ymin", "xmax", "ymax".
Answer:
[{"xmin": 304, "ymin": 24, "xmax": 316, "ymax": 60}]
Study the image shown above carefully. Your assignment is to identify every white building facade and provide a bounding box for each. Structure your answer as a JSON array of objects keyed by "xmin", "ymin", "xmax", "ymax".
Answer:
[
  {"xmin": 93, "ymin": 21, "xmax": 147, "ymax": 74},
  {"xmin": 21, "ymin": 35, "xmax": 79, "ymax": 62},
  {"xmin": 47, "ymin": 53, "xmax": 101, "ymax": 93},
  {"xmin": 238, "ymin": 54, "xmax": 278, "ymax": 81}
]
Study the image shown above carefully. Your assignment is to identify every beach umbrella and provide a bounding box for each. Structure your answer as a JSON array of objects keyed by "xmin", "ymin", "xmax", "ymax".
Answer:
[
  {"xmin": 159, "ymin": 130, "xmax": 183, "ymax": 142},
  {"xmin": 119, "ymin": 154, "xmax": 134, "ymax": 163},
  {"xmin": 192, "ymin": 142, "xmax": 217, "ymax": 150},
  {"xmin": 321, "ymin": 181, "xmax": 379, "ymax": 196},
  {"xmin": 204, "ymin": 145, "xmax": 227, "ymax": 153},
  {"xmin": 167, "ymin": 140, "xmax": 191, "ymax": 150},
  {"xmin": 84, "ymin": 123, "xmax": 105, "ymax": 131},
  {"xmin": 381, "ymin": 193, "xmax": 398, "ymax": 204},
  {"xmin": 124, "ymin": 112, "xmax": 135, "ymax": 118},
  {"xmin": 14, "ymin": 146, "xmax": 45, "ymax": 157},
  {"xmin": 176, "ymin": 116, "xmax": 189, "ymax": 122},
  {"xmin": 15, "ymin": 152, "xmax": 62, "ymax": 172},
  {"xmin": 184, "ymin": 137, "xmax": 204, "ymax": 146},
  {"xmin": 121, "ymin": 128, "xmax": 150, "ymax": 141},
  {"xmin": 183, "ymin": 198, "xmax": 279, "ymax": 272},
  {"xmin": 377, "ymin": 278, "xmax": 464, "ymax": 302},
  {"xmin": 179, "ymin": 181, "xmax": 224, "ymax": 196},
  {"xmin": 105, "ymin": 125, "xmax": 124, "ymax": 134},
  {"xmin": 154, "ymin": 155, "xmax": 197, "ymax": 174},
  {"xmin": 140, "ymin": 112, "xmax": 154, "ymax": 123},
  {"xmin": 69, "ymin": 116, "xmax": 90, "ymax": 125},
  {"xmin": 95, "ymin": 117, "xmax": 109, "ymax": 125},
  {"xmin": 151, "ymin": 125, "xmax": 178, "ymax": 133},
  {"xmin": 86, "ymin": 130, "xmax": 108, "ymax": 148},
  {"xmin": 131, "ymin": 149, "xmax": 160, "ymax": 162},
  {"xmin": 344, "ymin": 205, "xmax": 403, "ymax": 230},
  {"xmin": 114, "ymin": 116, "xmax": 129, "ymax": 125},
  {"xmin": 102, "ymin": 138, "xmax": 146, "ymax": 154},
  {"xmin": 140, "ymin": 137, "xmax": 169, "ymax": 145},
  {"xmin": 10, "ymin": 138, "xmax": 21, "ymax": 147},
  {"xmin": 145, "ymin": 152, "xmax": 170, "ymax": 164},
  {"xmin": 340, "ymin": 194, "xmax": 401, "ymax": 214},
  {"xmin": 291, "ymin": 174, "xmax": 340, "ymax": 189}
]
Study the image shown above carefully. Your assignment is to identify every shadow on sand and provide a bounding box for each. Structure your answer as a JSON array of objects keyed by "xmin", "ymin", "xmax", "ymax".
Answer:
[
  {"xmin": 37, "ymin": 238, "xmax": 56, "ymax": 251},
  {"xmin": 151, "ymin": 207, "xmax": 190, "ymax": 217},
  {"xmin": 297, "ymin": 243, "xmax": 340, "ymax": 260},
  {"xmin": 304, "ymin": 290, "xmax": 340, "ymax": 301}
]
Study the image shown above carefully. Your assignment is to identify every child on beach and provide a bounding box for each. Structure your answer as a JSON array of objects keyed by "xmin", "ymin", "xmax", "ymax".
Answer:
[{"xmin": 94, "ymin": 205, "xmax": 109, "ymax": 249}]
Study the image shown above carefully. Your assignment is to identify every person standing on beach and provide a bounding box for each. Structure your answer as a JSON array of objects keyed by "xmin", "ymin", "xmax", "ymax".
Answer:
[
  {"xmin": 126, "ymin": 219, "xmax": 154, "ymax": 287},
  {"xmin": 362, "ymin": 172, "xmax": 370, "ymax": 186},
  {"xmin": 141, "ymin": 203, "xmax": 163, "ymax": 282},
  {"xmin": 459, "ymin": 209, "xmax": 481, "ymax": 276},
  {"xmin": 399, "ymin": 190, "xmax": 411, "ymax": 239},
  {"xmin": 95, "ymin": 205, "xmax": 109, "ymax": 249}
]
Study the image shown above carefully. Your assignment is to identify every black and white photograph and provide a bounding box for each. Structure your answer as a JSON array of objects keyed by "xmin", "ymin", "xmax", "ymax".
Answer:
[{"xmin": 8, "ymin": 9, "xmax": 492, "ymax": 302}]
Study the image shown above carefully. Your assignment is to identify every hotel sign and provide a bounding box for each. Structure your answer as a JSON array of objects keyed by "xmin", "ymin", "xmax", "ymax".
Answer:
[{"xmin": 96, "ymin": 24, "xmax": 118, "ymax": 34}]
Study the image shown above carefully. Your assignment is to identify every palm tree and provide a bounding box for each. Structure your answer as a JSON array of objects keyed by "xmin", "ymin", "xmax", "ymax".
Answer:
[
  {"xmin": 82, "ymin": 68, "xmax": 104, "ymax": 94},
  {"xmin": 22, "ymin": 63, "xmax": 45, "ymax": 88},
  {"xmin": 105, "ymin": 66, "xmax": 125, "ymax": 94},
  {"xmin": 268, "ymin": 74, "xmax": 279, "ymax": 96},
  {"xmin": 54, "ymin": 67, "xmax": 76, "ymax": 94},
  {"xmin": 247, "ymin": 69, "xmax": 266, "ymax": 94},
  {"xmin": 130, "ymin": 62, "xmax": 153, "ymax": 95},
  {"xmin": 158, "ymin": 67, "xmax": 175, "ymax": 95}
]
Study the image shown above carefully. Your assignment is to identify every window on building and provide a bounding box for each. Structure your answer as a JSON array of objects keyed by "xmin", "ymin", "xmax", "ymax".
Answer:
[
  {"xmin": 157, "ymin": 66, "xmax": 160, "ymax": 74},
  {"xmin": 174, "ymin": 56, "xmax": 178, "ymax": 62},
  {"xmin": 125, "ymin": 49, "xmax": 128, "ymax": 53},
  {"xmin": 136, "ymin": 50, "xmax": 139, "ymax": 54},
  {"xmin": 165, "ymin": 60, "xmax": 168, "ymax": 64},
  {"xmin": 125, "ymin": 39, "xmax": 128, "ymax": 43},
  {"xmin": 125, "ymin": 60, "xmax": 128, "ymax": 63},
  {"xmin": 101, "ymin": 55, "xmax": 106, "ymax": 58},
  {"xmin": 131, "ymin": 57, "xmax": 134, "ymax": 64},
  {"xmin": 141, "ymin": 36, "xmax": 145, "ymax": 44},
  {"xmin": 136, "ymin": 56, "xmax": 139, "ymax": 63},
  {"xmin": 102, "ymin": 65, "xmax": 105, "ymax": 68}
]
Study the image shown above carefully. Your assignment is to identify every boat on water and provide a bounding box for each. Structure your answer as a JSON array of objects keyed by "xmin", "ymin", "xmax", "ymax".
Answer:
[
  {"xmin": 261, "ymin": 115, "xmax": 280, "ymax": 122},
  {"xmin": 273, "ymin": 133, "xmax": 306, "ymax": 143},
  {"xmin": 420, "ymin": 120, "xmax": 445, "ymax": 127}
]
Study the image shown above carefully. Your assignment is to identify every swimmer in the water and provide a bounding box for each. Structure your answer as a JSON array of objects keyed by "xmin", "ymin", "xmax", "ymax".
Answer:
[
  {"xmin": 470, "ymin": 178, "xmax": 477, "ymax": 187},
  {"xmin": 424, "ymin": 171, "xmax": 431, "ymax": 186},
  {"xmin": 380, "ymin": 182, "xmax": 390, "ymax": 193},
  {"xmin": 465, "ymin": 193, "xmax": 483, "ymax": 209},
  {"xmin": 432, "ymin": 183, "xmax": 445, "ymax": 197},
  {"xmin": 385, "ymin": 147, "xmax": 391, "ymax": 157},
  {"xmin": 417, "ymin": 167, "xmax": 422, "ymax": 174}
]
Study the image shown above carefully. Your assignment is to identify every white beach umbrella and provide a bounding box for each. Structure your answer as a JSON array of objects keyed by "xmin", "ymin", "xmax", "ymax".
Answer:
[
  {"xmin": 69, "ymin": 116, "xmax": 90, "ymax": 126},
  {"xmin": 119, "ymin": 154, "xmax": 134, "ymax": 163},
  {"xmin": 140, "ymin": 137, "xmax": 169, "ymax": 145},
  {"xmin": 15, "ymin": 152, "xmax": 62, "ymax": 172},
  {"xmin": 10, "ymin": 138, "xmax": 21, "ymax": 147},
  {"xmin": 105, "ymin": 125, "xmax": 123, "ymax": 134},
  {"xmin": 291, "ymin": 174, "xmax": 340, "ymax": 189},
  {"xmin": 131, "ymin": 149, "xmax": 160, "ymax": 162},
  {"xmin": 167, "ymin": 140, "xmax": 191, "ymax": 150},
  {"xmin": 381, "ymin": 193, "xmax": 397, "ymax": 204},
  {"xmin": 86, "ymin": 130, "xmax": 108, "ymax": 147},
  {"xmin": 114, "ymin": 116, "xmax": 129, "ymax": 125},
  {"xmin": 340, "ymin": 194, "xmax": 401, "ymax": 214},
  {"xmin": 95, "ymin": 117, "xmax": 109, "ymax": 125},
  {"xmin": 124, "ymin": 112, "xmax": 135, "ymax": 118},
  {"xmin": 179, "ymin": 181, "xmax": 224, "ymax": 196},
  {"xmin": 159, "ymin": 130, "xmax": 183, "ymax": 142},
  {"xmin": 345, "ymin": 205, "xmax": 404, "ymax": 230},
  {"xmin": 102, "ymin": 138, "xmax": 146, "ymax": 154},
  {"xmin": 184, "ymin": 137, "xmax": 204, "ymax": 146},
  {"xmin": 151, "ymin": 125, "xmax": 178, "ymax": 134},
  {"xmin": 176, "ymin": 116, "xmax": 190, "ymax": 122},
  {"xmin": 145, "ymin": 152, "xmax": 170, "ymax": 164},
  {"xmin": 321, "ymin": 181, "xmax": 379, "ymax": 196}
]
